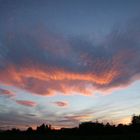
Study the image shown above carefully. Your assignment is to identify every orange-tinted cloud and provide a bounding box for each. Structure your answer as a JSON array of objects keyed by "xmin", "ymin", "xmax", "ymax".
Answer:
[
  {"xmin": 53, "ymin": 101, "xmax": 68, "ymax": 107},
  {"xmin": 0, "ymin": 64, "xmax": 119, "ymax": 96},
  {"xmin": 115, "ymin": 117, "xmax": 131, "ymax": 125},
  {"xmin": 15, "ymin": 100, "xmax": 37, "ymax": 107}
]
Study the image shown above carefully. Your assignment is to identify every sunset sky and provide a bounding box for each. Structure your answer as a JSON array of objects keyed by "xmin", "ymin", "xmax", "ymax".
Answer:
[{"xmin": 0, "ymin": 0, "xmax": 140, "ymax": 130}]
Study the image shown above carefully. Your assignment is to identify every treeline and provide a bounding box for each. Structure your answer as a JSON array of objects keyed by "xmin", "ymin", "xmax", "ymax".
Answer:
[{"xmin": 1, "ymin": 115, "xmax": 140, "ymax": 136}]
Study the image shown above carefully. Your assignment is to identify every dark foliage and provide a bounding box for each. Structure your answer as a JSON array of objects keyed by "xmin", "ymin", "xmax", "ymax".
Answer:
[{"xmin": 0, "ymin": 114, "xmax": 140, "ymax": 140}]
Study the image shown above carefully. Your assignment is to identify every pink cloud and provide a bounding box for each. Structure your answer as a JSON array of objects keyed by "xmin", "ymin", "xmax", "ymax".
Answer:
[
  {"xmin": 15, "ymin": 100, "xmax": 37, "ymax": 107},
  {"xmin": 53, "ymin": 101, "xmax": 68, "ymax": 107}
]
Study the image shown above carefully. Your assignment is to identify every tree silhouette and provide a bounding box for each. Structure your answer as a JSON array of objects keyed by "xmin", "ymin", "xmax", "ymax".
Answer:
[
  {"xmin": 26, "ymin": 127, "xmax": 33, "ymax": 133},
  {"xmin": 1, "ymin": 114, "xmax": 140, "ymax": 139},
  {"xmin": 131, "ymin": 114, "xmax": 140, "ymax": 133},
  {"xmin": 132, "ymin": 115, "xmax": 140, "ymax": 125},
  {"xmin": 36, "ymin": 124, "xmax": 51, "ymax": 134}
]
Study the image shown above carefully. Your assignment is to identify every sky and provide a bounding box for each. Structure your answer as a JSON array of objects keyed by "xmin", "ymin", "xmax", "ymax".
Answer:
[{"xmin": 0, "ymin": 0, "xmax": 140, "ymax": 130}]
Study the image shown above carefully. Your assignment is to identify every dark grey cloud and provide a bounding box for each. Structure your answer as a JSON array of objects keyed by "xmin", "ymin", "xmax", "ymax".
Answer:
[
  {"xmin": 0, "ymin": 88, "xmax": 15, "ymax": 97},
  {"xmin": 0, "ymin": 111, "xmax": 45, "ymax": 130},
  {"xmin": 0, "ymin": 18, "xmax": 140, "ymax": 96}
]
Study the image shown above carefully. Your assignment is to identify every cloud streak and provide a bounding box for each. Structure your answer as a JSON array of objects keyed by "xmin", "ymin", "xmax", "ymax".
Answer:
[
  {"xmin": 15, "ymin": 100, "xmax": 37, "ymax": 107},
  {"xmin": 0, "ymin": 88, "xmax": 15, "ymax": 97}
]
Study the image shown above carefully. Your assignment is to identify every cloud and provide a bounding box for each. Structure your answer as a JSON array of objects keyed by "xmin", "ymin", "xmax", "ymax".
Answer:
[
  {"xmin": 53, "ymin": 101, "xmax": 68, "ymax": 107},
  {"xmin": 0, "ymin": 110, "xmax": 45, "ymax": 130},
  {"xmin": 0, "ymin": 18, "xmax": 140, "ymax": 96},
  {"xmin": 15, "ymin": 100, "xmax": 37, "ymax": 107},
  {"xmin": 0, "ymin": 88, "xmax": 15, "ymax": 97}
]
